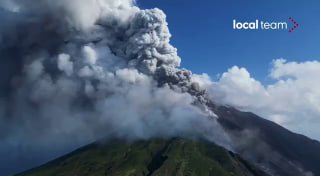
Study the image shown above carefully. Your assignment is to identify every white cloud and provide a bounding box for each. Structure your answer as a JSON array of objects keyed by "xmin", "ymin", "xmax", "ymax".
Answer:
[
  {"xmin": 204, "ymin": 59, "xmax": 320, "ymax": 140},
  {"xmin": 58, "ymin": 53, "xmax": 74, "ymax": 76}
]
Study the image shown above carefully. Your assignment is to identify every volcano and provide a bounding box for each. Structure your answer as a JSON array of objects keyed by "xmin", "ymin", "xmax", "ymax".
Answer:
[
  {"xmin": 1, "ymin": 1, "xmax": 320, "ymax": 176},
  {"xmin": 16, "ymin": 138, "xmax": 270, "ymax": 176},
  {"xmin": 16, "ymin": 105, "xmax": 320, "ymax": 176}
]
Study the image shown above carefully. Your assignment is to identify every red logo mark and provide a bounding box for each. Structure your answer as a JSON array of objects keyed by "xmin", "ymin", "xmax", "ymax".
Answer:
[{"xmin": 289, "ymin": 17, "xmax": 299, "ymax": 32}]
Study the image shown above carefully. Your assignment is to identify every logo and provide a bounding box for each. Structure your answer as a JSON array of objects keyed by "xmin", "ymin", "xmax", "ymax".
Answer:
[{"xmin": 233, "ymin": 18, "xmax": 299, "ymax": 32}]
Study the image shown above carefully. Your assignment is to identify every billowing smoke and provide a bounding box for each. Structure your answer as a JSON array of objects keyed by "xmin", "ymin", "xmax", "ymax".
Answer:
[
  {"xmin": 1, "ymin": 1, "xmax": 315, "ymax": 176},
  {"xmin": 0, "ymin": 0, "xmax": 229, "ymax": 174}
]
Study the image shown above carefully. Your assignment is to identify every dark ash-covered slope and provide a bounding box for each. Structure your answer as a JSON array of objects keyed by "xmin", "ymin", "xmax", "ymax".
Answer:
[
  {"xmin": 214, "ymin": 106, "xmax": 320, "ymax": 176},
  {"xmin": 16, "ymin": 138, "xmax": 269, "ymax": 176}
]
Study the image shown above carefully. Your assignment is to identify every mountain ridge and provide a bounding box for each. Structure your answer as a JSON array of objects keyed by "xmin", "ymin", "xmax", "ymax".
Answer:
[{"xmin": 214, "ymin": 106, "xmax": 320, "ymax": 176}]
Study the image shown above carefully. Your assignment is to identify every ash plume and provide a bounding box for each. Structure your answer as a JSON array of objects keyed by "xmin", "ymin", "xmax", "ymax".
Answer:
[
  {"xmin": 0, "ymin": 0, "xmax": 221, "ymax": 141},
  {"xmin": 0, "ymin": 1, "xmax": 314, "ymax": 176},
  {"xmin": 0, "ymin": 0, "xmax": 228, "ymax": 174}
]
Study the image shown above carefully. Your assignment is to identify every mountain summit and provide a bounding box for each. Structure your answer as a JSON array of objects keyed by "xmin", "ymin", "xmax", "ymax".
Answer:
[
  {"xmin": 16, "ymin": 138, "xmax": 269, "ymax": 176},
  {"xmin": 16, "ymin": 105, "xmax": 320, "ymax": 176}
]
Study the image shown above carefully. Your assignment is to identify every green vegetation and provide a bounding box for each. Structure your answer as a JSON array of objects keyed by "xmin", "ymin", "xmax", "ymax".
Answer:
[{"xmin": 17, "ymin": 138, "xmax": 268, "ymax": 176}]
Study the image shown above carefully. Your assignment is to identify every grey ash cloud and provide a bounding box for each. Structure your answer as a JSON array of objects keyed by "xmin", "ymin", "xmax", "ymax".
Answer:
[
  {"xmin": 0, "ymin": 0, "xmax": 228, "ymax": 174},
  {"xmin": 0, "ymin": 1, "xmax": 316, "ymax": 176}
]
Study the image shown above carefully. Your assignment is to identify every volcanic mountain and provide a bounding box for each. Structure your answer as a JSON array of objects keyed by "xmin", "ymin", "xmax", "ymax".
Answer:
[
  {"xmin": 16, "ymin": 138, "xmax": 270, "ymax": 176},
  {"xmin": 16, "ymin": 105, "xmax": 320, "ymax": 176},
  {"xmin": 1, "ymin": 1, "xmax": 320, "ymax": 176}
]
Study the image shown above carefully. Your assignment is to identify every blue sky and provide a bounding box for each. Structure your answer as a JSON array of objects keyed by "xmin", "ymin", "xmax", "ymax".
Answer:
[{"xmin": 138, "ymin": 0, "xmax": 320, "ymax": 82}]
